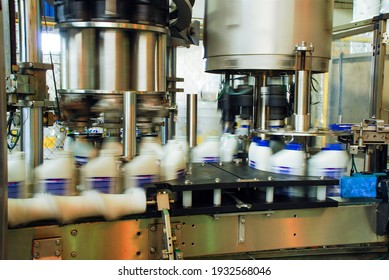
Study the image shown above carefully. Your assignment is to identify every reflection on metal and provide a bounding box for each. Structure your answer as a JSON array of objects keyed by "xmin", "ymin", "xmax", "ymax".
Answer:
[
  {"xmin": 187, "ymin": 94, "xmax": 198, "ymax": 148},
  {"xmin": 123, "ymin": 92, "xmax": 136, "ymax": 160},
  {"xmin": 0, "ymin": 0, "xmax": 9, "ymax": 260},
  {"xmin": 204, "ymin": 0, "xmax": 333, "ymax": 74},
  {"xmin": 6, "ymin": 205, "xmax": 387, "ymax": 260}
]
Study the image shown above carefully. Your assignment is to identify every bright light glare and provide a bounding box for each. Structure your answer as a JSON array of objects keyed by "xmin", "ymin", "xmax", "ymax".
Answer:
[{"xmin": 42, "ymin": 33, "xmax": 61, "ymax": 54}]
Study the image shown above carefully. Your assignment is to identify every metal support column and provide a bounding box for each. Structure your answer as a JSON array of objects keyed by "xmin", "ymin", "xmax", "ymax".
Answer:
[
  {"xmin": 18, "ymin": 0, "xmax": 45, "ymax": 185},
  {"xmin": 123, "ymin": 92, "xmax": 137, "ymax": 160},
  {"xmin": 0, "ymin": 0, "xmax": 10, "ymax": 260},
  {"xmin": 370, "ymin": 18, "xmax": 387, "ymax": 119}
]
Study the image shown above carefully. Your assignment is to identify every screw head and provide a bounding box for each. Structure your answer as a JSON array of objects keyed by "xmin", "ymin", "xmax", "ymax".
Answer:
[
  {"xmin": 150, "ymin": 225, "xmax": 156, "ymax": 232},
  {"xmin": 71, "ymin": 251, "xmax": 77, "ymax": 258},
  {"xmin": 33, "ymin": 253, "xmax": 40, "ymax": 259},
  {"xmin": 176, "ymin": 224, "xmax": 182, "ymax": 230},
  {"xmin": 33, "ymin": 241, "xmax": 40, "ymax": 248},
  {"xmin": 71, "ymin": 229, "xmax": 78, "ymax": 236},
  {"xmin": 241, "ymin": 218, "xmax": 246, "ymax": 224},
  {"xmin": 150, "ymin": 247, "xmax": 156, "ymax": 254},
  {"xmin": 55, "ymin": 239, "xmax": 61, "ymax": 245},
  {"xmin": 55, "ymin": 250, "xmax": 61, "ymax": 257}
]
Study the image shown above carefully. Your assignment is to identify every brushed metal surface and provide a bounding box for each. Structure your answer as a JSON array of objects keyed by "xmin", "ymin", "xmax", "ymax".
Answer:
[
  {"xmin": 7, "ymin": 204, "xmax": 386, "ymax": 260},
  {"xmin": 60, "ymin": 28, "xmax": 166, "ymax": 92},
  {"xmin": 204, "ymin": 0, "xmax": 333, "ymax": 73}
]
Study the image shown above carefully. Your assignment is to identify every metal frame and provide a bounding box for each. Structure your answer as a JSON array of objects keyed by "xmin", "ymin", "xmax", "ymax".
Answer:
[
  {"xmin": 6, "ymin": 204, "xmax": 387, "ymax": 259},
  {"xmin": 0, "ymin": 0, "xmax": 11, "ymax": 260},
  {"xmin": 332, "ymin": 14, "xmax": 389, "ymax": 120}
]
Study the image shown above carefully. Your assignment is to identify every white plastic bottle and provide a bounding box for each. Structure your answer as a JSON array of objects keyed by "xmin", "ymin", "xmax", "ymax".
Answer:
[
  {"xmin": 123, "ymin": 149, "xmax": 160, "ymax": 189},
  {"xmin": 249, "ymin": 139, "xmax": 273, "ymax": 172},
  {"xmin": 174, "ymin": 135, "xmax": 189, "ymax": 161},
  {"xmin": 34, "ymin": 150, "xmax": 75, "ymax": 196},
  {"xmin": 80, "ymin": 149, "xmax": 119, "ymax": 194},
  {"xmin": 139, "ymin": 136, "xmax": 163, "ymax": 159},
  {"xmin": 161, "ymin": 140, "xmax": 186, "ymax": 181},
  {"xmin": 220, "ymin": 133, "xmax": 239, "ymax": 162},
  {"xmin": 270, "ymin": 143, "xmax": 306, "ymax": 197},
  {"xmin": 308, "ymin": 143, "xmax": 349, "ymax": 198},
  {"xmin": 72, "ymin": 137, "xmax": 97, "ymax": 167},
  {"xmin": 8, "ymin": 152, "xmax": 27, "ymax": 198},
  {"xmin": 192, "ymin": 136, "xmax": 221, "ymax": 163}
]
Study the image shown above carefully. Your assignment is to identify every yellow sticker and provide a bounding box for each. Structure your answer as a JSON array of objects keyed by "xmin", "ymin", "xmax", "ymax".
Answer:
[{"xmin": 44, "ymin": 136, "xmax": 56, "ymax": 149}]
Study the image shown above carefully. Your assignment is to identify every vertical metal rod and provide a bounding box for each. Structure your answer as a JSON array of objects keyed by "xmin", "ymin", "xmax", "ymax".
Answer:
[
  {"xmin": 123, "ymin": 92, "xmax": 137, "ymax": 160},
  {"xmin": 186, "ymin": 93, "xmax": 197, "ymax": 148},
  {"xmin": 19, "ymin": 0, "xmax": 44, "ymax": 186},
  {"xmin": 22, "ymin": 107, "xmax": 43, "ymax": 186},
  {"xmin": 370, "ymin": 19, "xmax": 386, "ymax": 119},
  {"xmin": 166, "ymin": 47, "xmax": 177, "ymax": 141},
  {"xmin": 338, "ymin": 52, "xmax": 344, "ymax": 123},
  {"xmin": 18, "ymin": 0, "xmax": 42, "ymax": 63},
  {"xmin": 0, "ymin": 0, "xmax": 9, "ymax": 260}
]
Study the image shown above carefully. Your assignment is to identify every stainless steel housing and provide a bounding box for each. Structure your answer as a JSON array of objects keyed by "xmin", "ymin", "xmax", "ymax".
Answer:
[
  {"xmin": 204, "ymin": 0, "xmax": 333, "ymax": 73},
  {"xmin": 59, "ymin": 22, "xmax": 167, "ymax": 92}
]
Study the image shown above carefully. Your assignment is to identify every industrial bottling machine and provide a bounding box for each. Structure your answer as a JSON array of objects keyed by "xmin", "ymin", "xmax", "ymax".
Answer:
[{"xmin": 1, "ymin": 0, "xmax": 389, "ymax": 260}]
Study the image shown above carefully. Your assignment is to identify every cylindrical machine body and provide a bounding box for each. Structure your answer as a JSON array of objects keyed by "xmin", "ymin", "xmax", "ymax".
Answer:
[
  {"xmin": 204, "ymin": 0, "xmax": 333, "ymax": 74},
  {"xmin": 260, "ymin": 85, "xmax": 288, "ymax": 129},
  {"xmin": 60, "ymin": 24, "xmax": 167, "ymax": 92}
]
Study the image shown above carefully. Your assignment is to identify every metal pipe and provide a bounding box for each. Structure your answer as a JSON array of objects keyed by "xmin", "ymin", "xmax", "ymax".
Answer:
[
  {"xmin": 22, "ymin": 106, "xmax": 43, "ymax": 186},
  {"xmin": 186, "ymin": 93, "xmax": 197, "ymax": 148},
  {"xmin": 293, "ymin": 70, "xmax": 311, "ymax": 132},
  {"xmin": 123, "ymin": 92, "xmax": 137, "ymax": 160},
  {"xmin": 0, "ymin": 0, "xmax": 9, "ymax": 260},
  {"xmin": 338, "ymin": 52, "xmax": 344, "ymax": 123},
  {"xmin": 167, "ymin": 47, "xmax": 177, "ymax": 141},
  {"xmin": 18, "ymin": 0, "xmax": 42, "ymax": 63}
]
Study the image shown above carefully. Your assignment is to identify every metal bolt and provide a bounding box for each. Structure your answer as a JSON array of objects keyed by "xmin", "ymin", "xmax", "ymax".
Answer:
[
  {"xmin": 55, "ymin": 250, "xmax": 61, "ymax": 257},
  {"xmin": 33, "ymin": 253, "xmax": 40, "ymax": 259},
  {"xmin": 219, "ymin": 162, "xmax": 223, "ymax": 166},
  {"xmin": 150, "ymin": 247, "xmax": 156, "ymax": 254},
  {"xmin": 29, "ymin": 62, "xmax": 33, "ymax": 67},
  {"xmin": 71, "ymin": 251, "xmax": 77, "ymax": 258},
  {"xmin": 33, "ymin": 241, "xmax": 40, "ymax": 248},
  {"xmin": 150, "ymin": 225, "xmax": 156, "ymax": 232},
  {"xmin": 239, "ymin": 238, "xmax": 245, "ymax": 243},
  {"xmin": 71, "ymin": 229, "xmax": 78, "ymax": 236},
  {"xmin": 215, "ymin": 178, "xmax": 221, "ymax": 183},
  {"xmin": 267, "ymin": 176, "xmax": 273, "ymax": 181},
  {"xmin": 176, "ymin": 224, "xmax": 182, "ymax": 230},
  {"xmin": 184, "ymin": 180, "xmax": 192, "ymax": 185},
  {"xmin": 241, "ymin": 218, "xmax": 246, "ymax": 224},
  {"xmin": 55, "ymin": 239, "xmax": 61, "ymax": 245}
]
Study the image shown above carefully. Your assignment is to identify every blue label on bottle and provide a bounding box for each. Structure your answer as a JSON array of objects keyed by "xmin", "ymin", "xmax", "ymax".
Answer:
[
  {"xmin": 203, "ymin": 156, "xmax": 220, "ymax": 163},
  {"xmin": 177, "ymin": 169, "xmax": 185, "ymax": 178},
  {"xmin": 273, "ymin": 166, "xmax": 291, "ymax": 174},
  {"xmin": 44, "ymin": 178, "xmax": 68, "ymax": 195},
  {"xmin": 323, "ymin": 167, "xmax": 346, "ymax": 196},
  {"xmin": 74, "ymin": 156, "xmax": 89, "ymax": 167},
  {"xmin": 135, "ymin": 174, "xmax": 158, "ymax": 188},
  {"xmin": 8, "ymin": 182, "xmax": 22, "ymax": 198},
  {"xmin": 249, "ymin": 160, "xmax": 256, "ymax": 168},
  {"xmin": 90, "ymin": 177, "xmax": 113, "ymax": 194}
]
